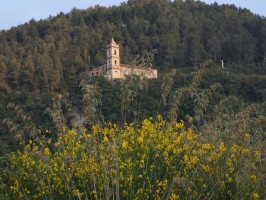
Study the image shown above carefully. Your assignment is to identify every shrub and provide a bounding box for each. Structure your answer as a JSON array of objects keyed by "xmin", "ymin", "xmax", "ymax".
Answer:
[{"xmin": 1, "ymin": 116, "xmax": 264, "ymax": 199}]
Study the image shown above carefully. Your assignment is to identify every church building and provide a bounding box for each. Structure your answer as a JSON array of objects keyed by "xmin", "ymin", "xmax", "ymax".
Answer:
[{"xmin": 88, "ymin": 38, "xmax": 158, "ymax": 79}]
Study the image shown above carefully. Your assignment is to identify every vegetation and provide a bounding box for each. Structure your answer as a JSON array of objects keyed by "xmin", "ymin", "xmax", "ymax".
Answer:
[
  {"xmin": 1, "ymin": 0, "xmax": 266, "ymax": 143},
  {"xmin": 0, "ymin": 0, "xmax": 265, "ymax": 199},
  {"xmin": 0, "ymin": 0, "xmax": 266, "ymax": 93},
  {"xmin": 1, "ymin": 61, "xmax": 265, "ymax": 199},
  {"xmin": 0, "ymin": 117, "xmax": 264, "ymax": 199}
]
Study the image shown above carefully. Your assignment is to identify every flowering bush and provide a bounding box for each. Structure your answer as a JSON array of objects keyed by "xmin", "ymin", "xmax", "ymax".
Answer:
[{"xmin": 1, "ymin": 116, "xmax": 264, "ymax": 199}]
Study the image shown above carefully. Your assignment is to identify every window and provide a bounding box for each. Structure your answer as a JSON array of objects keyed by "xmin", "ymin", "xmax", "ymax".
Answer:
[
  {"xmin": 96, "ymin": 72, "xmax": 98, "ymax": 75},
  {"xmin": 109, "ymin": 50, "xmax": 110, "ymax": 55},
  {"xmin": 115, "ymin": 60, "xmax": 117, "ymax": 65},
  {"xmin": 115, "ymin": 71, "xmax": 117, "ymax": 73},
  {"xmin": 92, "ymin": 73, "xmax": 94, "ymax": 76},
  {"xmin": 114, "ymin": 50, "xmax": 116, "ymax": 55}
]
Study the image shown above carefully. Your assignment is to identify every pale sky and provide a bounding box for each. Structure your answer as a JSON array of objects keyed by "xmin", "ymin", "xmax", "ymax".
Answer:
[{"xmin": 0, "ymin": 0, "xmax": 265, "ymax": 30}]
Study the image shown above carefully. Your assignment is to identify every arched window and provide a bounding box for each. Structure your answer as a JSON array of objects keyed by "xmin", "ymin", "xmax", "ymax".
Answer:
[{"xmin": 114, "ymin": 50, "xmax": 116, "ymax": 55}]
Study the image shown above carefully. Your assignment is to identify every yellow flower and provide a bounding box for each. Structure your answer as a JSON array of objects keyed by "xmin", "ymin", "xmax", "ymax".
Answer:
[
  {"xmin": 219, "ymin": 142, "xmax": 226, "ymax": 153},
  {"xmin": 202, "ymin": 164, "xmax": 211, "ymax": 173},
  {"xmin": 157, "ymin": 115, "xmax": 162, "ymax": 121},
  {"xmin": 137, "ymin": 136, "xmax": 144, "ymax": 144},
  {"xmin": 169, "ymin": 193, "xmax": 180, "ymax": 200},
  {"xmin": 44, "ymin": 147, "xmax": 51, "ymax": 157},
  {"xmin": 226, "ymin": 173, "xmax": 233, "ymax": 182},
  {"xmin": 253, "ymin": 192, "xmax": 260, "ymax": 200},
  {"xmin": 103, "ymin": 136, "xmax": 108, "ymax": 143},
  {"xmin": 226, "ymin": 158, "xmax": 232, "ymax": 167},
  {"xmin": 250, "ymin": 175, "xmax": 256, "ymax": 181},
  {"xmin": 202, "ymin": 143, "xmax": 212, "ymax": 150},
  {"xmin": 4, "ymin": 116, "xmax": 263, "ymax": 199},
  {"xmin": 244, "ymin": 133, "xmax": 250, "ymax": 139},
  {"xmin": 122, "ymin": 141, "xmax": 128, "ymax": 149},
  {"xmin": 73, "ymin": 189, "xmax": 82, "ymax": 197},
  {"xmin": 254, "ymin": 150, "xmax": 261, "ymax": 159},
  {"xmin": 188, "ymin": 116, "xmax": 193, "ymax": 123}
]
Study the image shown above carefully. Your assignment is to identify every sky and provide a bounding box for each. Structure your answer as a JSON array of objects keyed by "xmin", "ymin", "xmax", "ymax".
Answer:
[{"xmin": 0, "ymin": 0, "xmax": 266, "ymax": 30}]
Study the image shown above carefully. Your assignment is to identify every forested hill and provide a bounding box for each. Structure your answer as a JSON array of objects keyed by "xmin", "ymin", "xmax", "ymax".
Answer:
[
  {"xmin": 1, "ymin": 2, "xmax": 266, "ymax": 196},
  {"xmin": 0, "ymin": 0, "xmax": 266, "ymax": 93}
]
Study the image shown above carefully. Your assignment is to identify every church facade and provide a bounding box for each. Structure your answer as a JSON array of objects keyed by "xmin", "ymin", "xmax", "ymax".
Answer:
[{"xmin": 88, "ymin": 38, "xmax": 158, "ymax": 79}]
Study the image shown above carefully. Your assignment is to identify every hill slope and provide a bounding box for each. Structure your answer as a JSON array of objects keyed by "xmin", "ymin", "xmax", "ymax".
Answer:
[
  {"xmin": 0, "ymin": 0, "xmax": 266, "ymax": 93},
  {"xmin": 0, "ymin": 0, "xmax": 266, "ymax": 154}
]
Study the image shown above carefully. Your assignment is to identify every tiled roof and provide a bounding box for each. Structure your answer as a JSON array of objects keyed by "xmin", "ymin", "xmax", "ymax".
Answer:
[{"xmin": 110, "ymin": 38, "xmax": 116, "ymax": 45}]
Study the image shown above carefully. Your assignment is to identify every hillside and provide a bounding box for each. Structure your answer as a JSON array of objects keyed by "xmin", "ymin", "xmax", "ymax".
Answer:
[
  {"xmin": 0, "ymin": 0, "xmax": 266, "ymax": 93},
  {"xmin": 0, "ymin": 1, "xmax": 265, "ymax": 198},
  {"xmin": 0, "ymin": 0, "xmax": 266, "ymax": 154}
]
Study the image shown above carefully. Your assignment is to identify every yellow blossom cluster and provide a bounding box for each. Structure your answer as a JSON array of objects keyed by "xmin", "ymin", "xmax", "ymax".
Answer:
[{"xmin": 1, "ymin": 116, "xmax": 264, "ymax": 199}]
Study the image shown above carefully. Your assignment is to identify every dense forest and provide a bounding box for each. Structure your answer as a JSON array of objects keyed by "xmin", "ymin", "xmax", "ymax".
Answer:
[
  {"xmin": 1, "ymin": 0, "xmax": 266, "ymax": 92},
  {"xmin": 0, "ymin": 0, "xmax": 265, "ymax": 155},
  {"xmin": 0, "ymin": 0, "xmax": 266, "ymax": 199}
]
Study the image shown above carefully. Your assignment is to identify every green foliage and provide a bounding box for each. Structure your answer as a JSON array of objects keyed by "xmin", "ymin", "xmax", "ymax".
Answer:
[
  {"xmin": 0, "ymin": 4, "xmax": 266, "ymax": 197},
  {"xmin": 1, "ymin": 117, "xmax": 264, "ymax": 199},
  {"xmin": 131, "ymin": 49, "xmax": 157, "ymax": 68},
  {"xmin": 168, "ymin": 60, "xmax": 212, "ymax": 121},
  {"xmin": 80, "ymin": 79, "xmax": 102, "ymax": 126},
  {"xmin": 0, "ymin": 0, "xmax": 266, "ymax": 94}
]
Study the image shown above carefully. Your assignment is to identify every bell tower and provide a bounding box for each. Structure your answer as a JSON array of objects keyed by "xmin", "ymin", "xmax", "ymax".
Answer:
[{"xmin": 107, "ymin": 38, "xmax": 120, "ymax": 69}]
